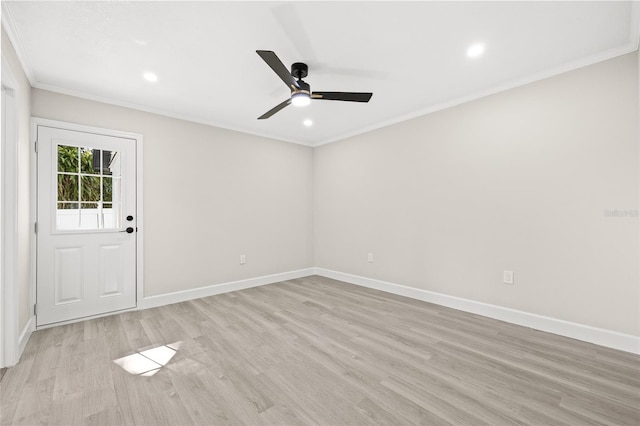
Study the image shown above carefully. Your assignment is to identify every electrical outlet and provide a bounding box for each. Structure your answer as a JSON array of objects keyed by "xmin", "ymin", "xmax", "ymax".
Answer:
[
  {"xmin": 367, "ymin": 253, "xmax": 374, "ymax": 263},
  {"xmin": 503, "ymin": 270, "xmax": 514, "ymax": 285},
  {"xmin": 240, "ymin": 254, "xmax": 246, "ymax": 265}
]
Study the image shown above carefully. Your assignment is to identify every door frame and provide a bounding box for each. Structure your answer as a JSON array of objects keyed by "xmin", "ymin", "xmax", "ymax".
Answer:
[
  {"xmin": 31, "ymin": 117, "xmax": 144, "ymax": 328},
  {"xmin": 1, "ymin": 54, "xmax": 20, "ymax": 367}
]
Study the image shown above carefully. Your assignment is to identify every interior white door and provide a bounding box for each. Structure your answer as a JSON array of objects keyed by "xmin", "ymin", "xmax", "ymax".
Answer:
[{"xmin": 37, "ymin": 125, "xmax": 137, "ymax": 326}]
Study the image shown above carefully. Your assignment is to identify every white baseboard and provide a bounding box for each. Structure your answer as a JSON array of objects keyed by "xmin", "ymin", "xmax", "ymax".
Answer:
[
  {"xmin": 314, "ymin": 268, "xmax": 640, "ymax": 355},
  {"xmin": 17, "ymin": 316, "xmax": 35, "ymax": 361},
  {"xmin": 138, "ymin": 268, "xmax": 316, "ymax": 310},
  {"xmin": 1, "ymin": 317, "xmax": 35, "ymax": 367},
  {"xmin": 22, "ymin": 267, "xmax": 639, "ymax": 357}
]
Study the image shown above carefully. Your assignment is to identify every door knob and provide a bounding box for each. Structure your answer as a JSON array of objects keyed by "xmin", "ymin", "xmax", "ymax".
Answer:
[
  {"xmin": 124, "ymin": 227, "xmax": 134, "ymax": 233},
  {"xmin": 126, "ymin": 215, "xmax": 134, "ymax": 221}
]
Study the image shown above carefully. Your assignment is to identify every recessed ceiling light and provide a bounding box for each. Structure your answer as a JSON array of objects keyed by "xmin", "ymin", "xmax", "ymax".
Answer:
[
  {"xmin": 303, "ymin": 119, "xmax": 313, "ymax": 127},
  {"xmin": 467, "ymin": 43, "xmax": 485, "ymax": 58},
  {"xmin": 143, "ymin": 72, "xmax": 158, "ymax": 82}
]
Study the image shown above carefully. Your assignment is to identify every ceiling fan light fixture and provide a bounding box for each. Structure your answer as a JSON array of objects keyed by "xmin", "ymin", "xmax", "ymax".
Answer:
[{"xmin": 291, "ymin": 92, "xmax": 311, "ymax": 107}]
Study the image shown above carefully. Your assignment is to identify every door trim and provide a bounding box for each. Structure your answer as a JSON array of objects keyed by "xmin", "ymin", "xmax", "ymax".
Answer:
[
  {"xmin": 31, "ymin": 118, "xmax": 144, "ymax": 328},
  {"xmin": 1, "ymin": 54, "xmax": 20, "ymax": 367}
]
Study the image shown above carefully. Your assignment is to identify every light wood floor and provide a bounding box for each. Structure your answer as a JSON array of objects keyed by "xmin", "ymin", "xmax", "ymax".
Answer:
[{"xmin": 1, "ymin": 275, "xmax": 639, "ymax": 425}]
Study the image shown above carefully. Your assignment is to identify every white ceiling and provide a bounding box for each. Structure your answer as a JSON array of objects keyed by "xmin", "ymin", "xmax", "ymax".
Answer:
[{"xmin": 3, "ymin": 1, "xmax": 639, "ymax": 146}]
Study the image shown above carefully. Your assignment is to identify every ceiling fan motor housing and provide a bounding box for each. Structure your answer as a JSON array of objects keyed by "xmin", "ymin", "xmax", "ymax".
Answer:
[
  {"xmin": 291, "ymin": 62, "xmax": 308, "ymax": 80},
  {"xmin": 294, "ymin": 80, "xmax": 311, "ymax": 94}
]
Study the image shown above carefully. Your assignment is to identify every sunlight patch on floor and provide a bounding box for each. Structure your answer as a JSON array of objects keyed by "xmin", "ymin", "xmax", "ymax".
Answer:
[{"xmin": 113, "ymin": 341, "xmax": 183, "ymax": 376}]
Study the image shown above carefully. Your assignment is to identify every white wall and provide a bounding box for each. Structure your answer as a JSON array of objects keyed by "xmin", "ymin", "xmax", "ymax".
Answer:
[
  {"xmin": 31, "ymin": 89, "xmax": 314, "ymax": 298},
  {"xmin": 7, "ymin": 25, "xmax": 639, "ymax": 347},
  {"xmin": 314, "ymin": 52, "xmax": 639, "ymax": 337},
  {"xmin": 1, "ymin": 26, "xmax": 33, "ymax": 335}
]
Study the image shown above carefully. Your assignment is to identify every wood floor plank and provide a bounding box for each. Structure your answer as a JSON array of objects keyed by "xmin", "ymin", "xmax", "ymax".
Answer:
[{"xmin": 1, "ymin": 275, "xmax": 639, "ymax": 425}]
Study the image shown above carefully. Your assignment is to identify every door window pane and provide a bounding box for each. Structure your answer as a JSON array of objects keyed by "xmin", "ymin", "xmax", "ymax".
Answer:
[
  {"xmin": 58, "ymin": 146, "xmax": 79, "ymax": 173},
  {"xmin": 80, "ymin": 203, "xmax": 100, "ymax": 229},
  {"xmin": 105, "ymin": 151, "xmax": 119, "ymax": 176},
  {"xmin": 57, "ymin": 202, "xmax": 79, "ymax": 209},
  {"xmin": 101, "ymin": 150, "xmax": 114, "ymax": 175},
  {"xmin": 103, "ymin": 177, "xmax": 113, "ymax": 202},
  {"xmin": 55, "ymin": 144, "xmax": 123, "ymax": 231},
  {"xmin": 56, "ymin": 203, "xmax": 80, "ymax": 230},
  {"xmin": 81, "ymin": 175, "xmax": 101, "ymax": 202},
  {"xmin": 102, "ymin": 203, "xmax": 121, "ymax": 229},
  {"xmin": 80, "ymin": 148, "xmax": 96, "ymax": 174},
  {"xmin": 58, "ymin": 174, "xmax": 78, "ymax": 202},
  {"xmin": 111, "ymin": 178, "xmax": 121, "ymax": 204}
]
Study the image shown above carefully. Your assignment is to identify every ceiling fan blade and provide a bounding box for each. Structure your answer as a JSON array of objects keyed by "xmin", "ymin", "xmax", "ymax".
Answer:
[
  {"xmin": 271, "ymin": 4, "xmax": 317, "ymax": 63},
  {"xmin": 312, "ymin": 92, "xmax": 373, "ymax": 102},
  {"xmin": 258, "ymin": 98, "xmax": 292, "ymax": 120},
  {"xmin": 256, "ymin": 50, "xmax": 300, "ymax": 91}
]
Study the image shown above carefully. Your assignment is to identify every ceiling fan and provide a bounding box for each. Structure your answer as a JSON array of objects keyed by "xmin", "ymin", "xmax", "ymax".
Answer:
[{"xmin": 256, "ymin": 50, "xmax": 373, "ymax": 120}]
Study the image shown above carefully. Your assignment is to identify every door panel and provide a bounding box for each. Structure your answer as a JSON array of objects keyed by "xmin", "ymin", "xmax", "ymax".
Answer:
[
  {"xmin": 54, "ymin": 246, "xmax": 83, "ymax": 304},
  {"xmin": 99, "ymin": 244, "xmax": 124, "ymax": 297},
  {"xmin": 37, "ymin": 126, "xmax": 136, "ymax": 326}
]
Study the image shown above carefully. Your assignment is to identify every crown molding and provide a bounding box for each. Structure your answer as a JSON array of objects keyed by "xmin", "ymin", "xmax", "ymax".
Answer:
[
  {"xmin": 5, "ymin": 0, "xmax": 638, "ymax": 148},
  {"xmin": 1, "ymin": 2, "xmax": 36, "ymax": 84},
  {"xmin": 32, "ymin": 82, "xmax": 314, "ymax": 147},
  {"xmin": 314, "ymin": 42, "xmax": 638, "ymax": 147}
]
